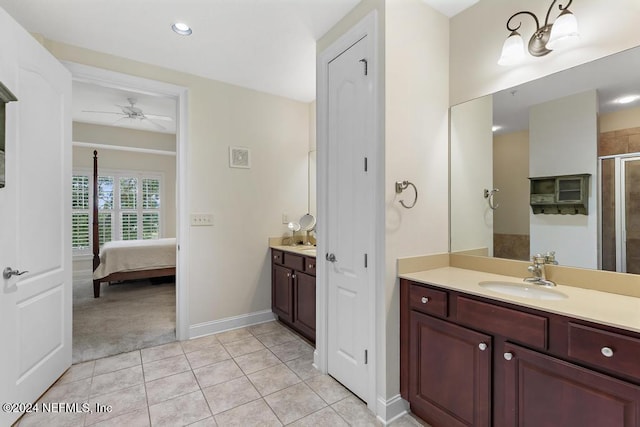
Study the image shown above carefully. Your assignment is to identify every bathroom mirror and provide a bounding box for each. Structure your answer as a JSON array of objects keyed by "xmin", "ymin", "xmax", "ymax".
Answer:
[
  {"xmin": 308, "ymin": 149, "xmax": 317, "ymax": 217},
  {"xmin": 0, "ymin": 81, "xmax": 18, "ymax": 188},
  {"xmin": 450, "ymin": 45, "xmax": 640, "ymax": 273}
]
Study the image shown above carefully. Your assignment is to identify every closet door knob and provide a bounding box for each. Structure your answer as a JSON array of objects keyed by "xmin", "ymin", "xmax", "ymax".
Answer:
[
  {"xmin": 421, "ymin": 297, "xmax": 429, "ymax": 304},
  {"xmin": 601, "ymin": 347, "xmax": 614, "ymax": 358}
]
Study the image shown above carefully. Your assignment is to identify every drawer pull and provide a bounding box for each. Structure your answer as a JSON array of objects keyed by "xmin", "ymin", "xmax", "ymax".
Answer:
[
  {"xmin": 504, "ymin": 352, "xmax": 513, "ymax": 361},
  {"xmin": 421, "ymin": 297, "xmax": 430, "ymax": 304},
  {"xmin": 287, "ymin": 273, "xmax": 290, "ymax": 278},
  {"xmin": 309, "ymin": 264, "xmax": 314, "ymax": 269},
  {"xmin": 601, "ymin": 347, "xmax": 614, "ymax": 358},
  {"xmin": 478, "ymin": 342, "xmax": 488, "ymax": 351},
  {"xmin": 292, "ymin": 274, "xmax": 296, "ymax": 279}
]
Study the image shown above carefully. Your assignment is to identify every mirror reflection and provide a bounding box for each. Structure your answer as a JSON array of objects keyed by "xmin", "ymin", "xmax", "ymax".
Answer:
[{"xmin": 450, "ymin": 45, "xmax": 640, "ymax": 273}]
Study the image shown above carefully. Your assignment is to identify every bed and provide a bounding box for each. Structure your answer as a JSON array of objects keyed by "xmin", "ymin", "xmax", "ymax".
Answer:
[{"xmin": 91, "ymin": 150, "xmax": 176, "ymax": 298}]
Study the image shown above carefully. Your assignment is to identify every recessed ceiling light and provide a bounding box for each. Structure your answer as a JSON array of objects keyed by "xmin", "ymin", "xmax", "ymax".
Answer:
[
  {"xmin": 492, "ymin": 125, "xmax": 502, "ymax": 132},
  {"xmin": 171, "ymin": 22, "xmax": 192, "ymax": 36},
  {"xmin": 614, "ymin": 94, "xmax": 640, "ymax": 105}
]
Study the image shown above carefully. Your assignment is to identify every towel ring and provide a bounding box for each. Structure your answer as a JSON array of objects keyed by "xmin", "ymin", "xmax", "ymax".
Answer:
[
  {"xmin": 484, "ymin": 188, "xmax": 499, "ymax": 210},
  {"xmin": 395, "ymin": 181, "xmax": 418, "ymax": 209}
]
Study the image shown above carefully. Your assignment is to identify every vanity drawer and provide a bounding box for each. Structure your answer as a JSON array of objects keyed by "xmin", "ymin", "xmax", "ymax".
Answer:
[
  {"xmin": 283, "ymin": 252, "xmax": 305, "ymax": 271},
  {"xmin": 568, "ymin": 323, "xmax": 640, "ymax": 379},
  {"xmin": 456, "ymin": 296, "xmax": 548, "ymax": 349},
  {"xmin": 409, "ymin": 284, "xmax": 448, "ymax": 317},
  {"xmin": 272, "ymin": 250, "xmax": 284, "ymax": 265},
  {"xmin": 304, "ymin": 257, "xmax": 316, "ymax": 275}
]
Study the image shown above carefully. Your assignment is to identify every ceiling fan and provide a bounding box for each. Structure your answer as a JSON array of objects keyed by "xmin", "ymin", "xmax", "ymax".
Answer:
[{"xmin": 82, "ymin": 97, "xmax": 173, "ymax": 131}]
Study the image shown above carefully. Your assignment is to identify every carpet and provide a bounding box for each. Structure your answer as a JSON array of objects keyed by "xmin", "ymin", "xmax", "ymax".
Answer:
[{"xmin": 72, "ymin": 277, "xmax": 176, "ymax": 363}]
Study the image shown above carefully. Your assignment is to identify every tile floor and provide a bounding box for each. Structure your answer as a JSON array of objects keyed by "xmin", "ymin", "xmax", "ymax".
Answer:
[{"xmin": 16, "ymin": 321, "xmax": 429, "ymax": 427}]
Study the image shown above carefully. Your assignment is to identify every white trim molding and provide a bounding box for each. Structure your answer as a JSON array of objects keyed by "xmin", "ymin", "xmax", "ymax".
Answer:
[
  {"xmin": 73, "ymin": 141, "xmax": 176, "ymax": 156},
  {"xmin": 188, "ymin": 310, "xmax": 276, "ymax": 339},
  {"xmin": 376, "ymin": 395, "xmax": 409, "ymax": 425}
]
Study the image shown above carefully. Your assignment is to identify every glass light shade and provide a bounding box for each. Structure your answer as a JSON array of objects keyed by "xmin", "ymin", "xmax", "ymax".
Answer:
[
  {"xmin": 547, "ymin": 10, "xmax": 579, "ymax": 50},
  {"xmin": 498, "ymin": 31, "xmax": 525, "ymax": 66}
]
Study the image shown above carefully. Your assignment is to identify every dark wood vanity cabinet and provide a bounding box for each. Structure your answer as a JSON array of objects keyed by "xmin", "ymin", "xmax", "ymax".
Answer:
[
  {"xmin": 400, "ymin": 279, "xmax": 640, "ymax": 427},
  {"xmin": 271, "ymin": 249, "xmax": 315, "ymax": 342}
]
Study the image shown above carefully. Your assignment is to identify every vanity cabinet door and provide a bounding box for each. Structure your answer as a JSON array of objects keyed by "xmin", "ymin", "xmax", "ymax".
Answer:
[
  {"xmin": 272, "ymin": 264, "xmax": 293, "ymax": 322},
  {"xmin": 502, "ymin": 342, "xmax": 640, "ymax": 427},
  {"xmin": 293, "ymin": 272, "xmax": 316, "ymax": 341},
  {"xmin": 409, "ymin": 311, "xmax": 491, "ymax": 427}
]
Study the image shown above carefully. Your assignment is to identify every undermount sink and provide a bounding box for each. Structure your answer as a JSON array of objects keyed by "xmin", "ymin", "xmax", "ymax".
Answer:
[{"xmin": 478, "ymin": 281, "xmax": 568, "ymax": 301}]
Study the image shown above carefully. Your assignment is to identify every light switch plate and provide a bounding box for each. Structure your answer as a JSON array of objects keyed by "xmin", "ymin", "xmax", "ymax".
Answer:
[{"xmin": 191, "ymin": 213, "xmax": 214, "ymax": 226}]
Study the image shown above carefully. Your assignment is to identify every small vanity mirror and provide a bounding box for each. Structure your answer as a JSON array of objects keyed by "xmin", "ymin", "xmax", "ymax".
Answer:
[
  {"xmin": 0, "ymin": 81, "xmax": 18, "ymax": 189},
  {"xmin": 450, "ymin": 45, "xmax": 640, "ymax": 273},
  {"xmin": 299, "ymin": 213, "xmax": 316, "ymax": 246}
]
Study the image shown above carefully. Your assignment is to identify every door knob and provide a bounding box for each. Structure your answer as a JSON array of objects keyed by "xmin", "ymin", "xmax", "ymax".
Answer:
[
  {"xmin": 326, "ymin": 253, "xmax": 337, "ymax": 263},
  {"xmin": 3, "ymin": 267, "xmax": 28, "ymax": 279}
]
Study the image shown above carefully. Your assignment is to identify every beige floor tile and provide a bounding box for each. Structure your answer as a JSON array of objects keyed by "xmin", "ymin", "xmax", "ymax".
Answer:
[
  {"xmin": 202, "ymin": 376, "xmax": 261, "ymax": 415},
  {"xmin": 86, "ymin": 384, "xmax": 147, "ymax": 425},
  {"xmin": 222, "ymin": 336, "xmax": 266, "ymax": 358},
  {"xmin": 288, "ymin": 406, "xmax": 349, "ymax": 427},
  {"xmin": 185, "ymin": 343, "xmax": 231, "ymax": 369},
  {"xmin": 56, "ymin": 360, "xmax": 95, "ymax": 385},
  {"xmin": 193, "ymin": 359, "xmax": 244, "ymax": 388},
  {"xmin": 213, "ymin": 399, "xmax": 282, "ymax": 427},
  {"xmin": 39, "ymin": 377, "xmax": 92, "ymax": 403},
  {"xmin": 255, "ymin": 329, "xmax": 297, "ymax": 348},
  {"xmin": 247, "ymin": 364, "xmax": 301, "ymax": 396},
  {"xmin": 188, "ymin": 416, "xmax": 218, "ymax": 426},
  {"xmin": 285, "ymin": 355, "xmax": 321, "ymax": 381},
  {"xmin": 140, "ymin": 341, "xmax": 183, "ymax": 363},
  {"xmin": 92, "ymin": 408, "xmax": 150, "ymax": 427},
  {"xmin": 331, "ymin": 395, "xmax": 383, "ymax": 427},
  {"xmin": 16, "ymin": 408, "xmax": 86, "ymax": 427},
  {"xmin": 234, "ymin": 348, "xmax": 281, "ymax": 375},
  {"xmin": 264, "ymin": 382, "xmax": 327, "ymax": 424},
  {"xmin": 215, "ymin": 327, "xmax": 253, "ymax": 344},
  {"xmin": 247, "ymin": 321, "xmax": 285, "ymax": 337},
  {"xmin": 389, "ymin": 413, "xmax": 432, "ymax": 426},
  {"xmin": 305, "ymin": 375, "xmax": 351, "ymax": 404},
  {"xmin": 149, "ymin": 390, "xmax": 212, "ymax": 427},
  {"xmin": 90, "ymin": 365, "xmax": 144, "ymax": 397},
  {"xmin": 143, "ymin": 353, "xmax": 191, "ymax": 382},
  {"xmin": 269, "ymin": 339, "xmax": 314, "ymax": 362},
  {"xmin": 146, "ymin": 370, "xmax": 200, "ymax": 405},
  {"xmin": 181, "ymin": 334, "xmax": 221, "ymax": 354},
  {"xmin": 94, "ymin": 350, "xmax": 141, "ymax": 376}
]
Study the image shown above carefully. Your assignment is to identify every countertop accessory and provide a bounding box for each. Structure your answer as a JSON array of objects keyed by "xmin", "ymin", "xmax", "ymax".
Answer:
[
  {"xmin": 299, "ymin": 213, "xmax": 316, "ymax": 246},
  {"xmin": 484, "ymin": 188, "xmax": 500, "ymax": 210},
  {"xmin": 287, "ymin": 222, "xmax": 300, "ymax": 246},
  {"xmin": 395, "ymin": 180, "xmax": 418, "ymax": 209}
]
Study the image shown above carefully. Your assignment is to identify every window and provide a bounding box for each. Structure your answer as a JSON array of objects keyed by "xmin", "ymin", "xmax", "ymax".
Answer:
[{"xmin": 71, "ymin": 169, "xmax": 163, "ymax": 254}]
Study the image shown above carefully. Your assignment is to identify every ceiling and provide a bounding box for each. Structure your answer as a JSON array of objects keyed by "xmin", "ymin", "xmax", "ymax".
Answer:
[{"xmin": 0, "ymin": 0, "xmax": 479, "ymax": 135}]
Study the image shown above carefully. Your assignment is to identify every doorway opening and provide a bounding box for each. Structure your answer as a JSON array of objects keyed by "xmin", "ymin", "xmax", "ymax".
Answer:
[{"xmin": 66, "ymin": 62, "xmax": 189, "ymax": 363}]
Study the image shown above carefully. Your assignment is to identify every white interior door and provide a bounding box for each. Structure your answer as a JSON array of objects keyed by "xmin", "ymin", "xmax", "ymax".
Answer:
[
  {"xmin": 0, "ymin": 9, "xmax": 72, "ymax": 426},
  {"xmin": 326, "ymin": 35, "xmax": 373, "ymax": 401}
]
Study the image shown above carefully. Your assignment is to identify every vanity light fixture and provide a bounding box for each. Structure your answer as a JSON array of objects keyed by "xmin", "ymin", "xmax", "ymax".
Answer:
[
  {"xmin": 498, "ymin": 0, "xmax": 579, "ymax": 66},
  {"xmin": 171, "ymin": 22, "xmax": 192, "ymax": 36}
]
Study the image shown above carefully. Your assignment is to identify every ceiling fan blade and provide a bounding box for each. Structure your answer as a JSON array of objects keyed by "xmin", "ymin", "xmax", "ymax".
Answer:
[
  {"xmin": 82, "ymin": 110, "xmax": 125, "ymax": 116},
  {"xmin": 144, "ymin": 114, "xmax": 173, "ymax": 122},
  {"xmin": 143, "ymin": 116, "xmax": 167, "ymax": 131}
]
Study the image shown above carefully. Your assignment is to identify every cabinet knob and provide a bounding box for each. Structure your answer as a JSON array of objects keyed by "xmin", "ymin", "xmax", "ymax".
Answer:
[
  {"xmin": 292, "ymin": 274, "xmax": 296, "ymax": 279},
  {"xmin": 421, "ymin": 297, "xmax": 429, "ymax": 304},
  {"xmin": 504, "ymin": 352, "xmax": 513, "ymax": 361},
  {"xmin": 274, "ymin": 255, "xmax": 278, "ymax": 260},
  {"xmin": 287, "ymin": 273, "xmax": 290, "ymax": 277},
  {"xmin": 478, "ymin": 342, "xmax": 488, "ymax": 351},
  {"xmin": 601, "ymin": 347, "xmax": 614, "ymax": 358},
  {"xmin": 309, "ymin": 264, "xmax": 314, "ymax": 269}
]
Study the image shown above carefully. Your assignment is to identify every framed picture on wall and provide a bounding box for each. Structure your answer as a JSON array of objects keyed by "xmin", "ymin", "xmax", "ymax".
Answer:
[{"xmin": 229, "ymin": 146, "xmax": 251, "ymax": 169}]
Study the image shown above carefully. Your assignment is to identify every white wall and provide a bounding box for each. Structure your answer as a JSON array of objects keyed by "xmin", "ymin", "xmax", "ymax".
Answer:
[
  {"xmin": 450, "ymin": 0, "xmax": 640, "ymax": 106},
  {"xmin": 529, "ymin": 90, "xmax": 598, "ymax": 268},
  {"xmin": 450, "ymin": 95, "xmax": 493, "ymax": 253},
  {"xmin": 45, "ymin": 40, "xmax": 310, "ymax": 327}
]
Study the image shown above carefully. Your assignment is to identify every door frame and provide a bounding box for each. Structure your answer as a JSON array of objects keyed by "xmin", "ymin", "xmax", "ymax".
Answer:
[
  {"xmin": 316, "ymin": 10, "xmax": 382, "ymax": 413},
  {"xmin": 64, "ymin": 62, "xmax": 190, "ymax": 339}
]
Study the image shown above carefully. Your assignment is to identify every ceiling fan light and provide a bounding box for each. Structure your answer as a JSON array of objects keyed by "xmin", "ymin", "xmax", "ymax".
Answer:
[
  {"xmin": 498, "ymin": 31, "xmax": 525, "ymax": 66},
  {"xmin": 171, "ymin": 22, "xmax": 192, "ymax": 36},
  {"xmin": 547, "ymin": 9, "xmax": 579, "ymax": 50}
]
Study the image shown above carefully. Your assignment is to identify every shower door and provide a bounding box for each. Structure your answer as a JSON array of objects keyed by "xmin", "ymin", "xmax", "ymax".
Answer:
[{"xmin": 601, "ymin": 156, "xmax": 640, "ymax": 273}]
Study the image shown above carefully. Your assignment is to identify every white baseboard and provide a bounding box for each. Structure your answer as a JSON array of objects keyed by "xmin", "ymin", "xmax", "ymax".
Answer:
[
  {"xmin": 376, "ymin": 394, "xmax": 409, "ymax": 425},
  {"xmin": 188, "ymin": 309, "xmax": 276, "ymax": 339}
]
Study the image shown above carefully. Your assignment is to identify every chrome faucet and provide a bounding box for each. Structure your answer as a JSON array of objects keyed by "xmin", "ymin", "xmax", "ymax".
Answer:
[{"xmin": 524, "ymin": 253, "xmax": 556, "ymax": 287}]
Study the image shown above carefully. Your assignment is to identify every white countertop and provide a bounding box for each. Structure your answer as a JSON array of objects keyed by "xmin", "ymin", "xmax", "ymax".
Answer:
[
  {"xmin": 271, "ymin": 245, "xmax": 317, "ymax": 258},
  {"xmin": 400, "ymin": 267, "xmax": 640, "ymax": 334}
]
